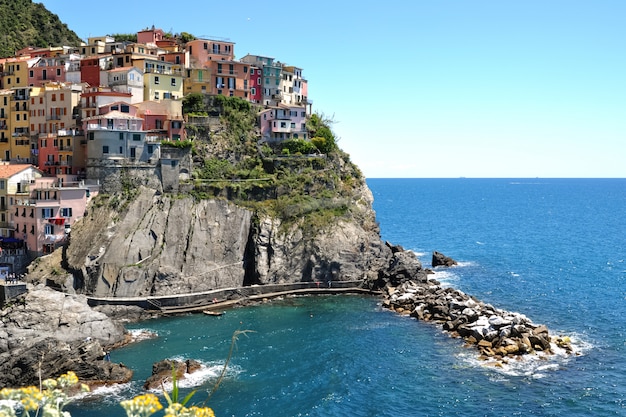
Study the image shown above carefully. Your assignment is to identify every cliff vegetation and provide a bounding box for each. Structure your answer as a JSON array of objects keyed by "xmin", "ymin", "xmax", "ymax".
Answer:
[{"xmin": 0, "ymin": 0, "xmax": 83, "ymax": 57}]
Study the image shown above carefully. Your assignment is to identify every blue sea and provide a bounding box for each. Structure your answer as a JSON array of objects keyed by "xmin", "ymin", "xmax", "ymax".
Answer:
[{"xmin": 68, "ymin": 178, "xmax": 626, "ymax": 416}]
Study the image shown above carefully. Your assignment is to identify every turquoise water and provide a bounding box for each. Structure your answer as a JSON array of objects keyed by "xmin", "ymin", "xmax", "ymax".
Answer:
[{"xmin": 68, "ymin": 179, "xmax": 626, "ymax": 416}]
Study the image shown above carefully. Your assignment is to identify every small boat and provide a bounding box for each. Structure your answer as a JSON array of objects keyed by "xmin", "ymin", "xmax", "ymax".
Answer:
[{"xmin": 203, "ymin": 310, "xmax": 224, "ymax": 316}]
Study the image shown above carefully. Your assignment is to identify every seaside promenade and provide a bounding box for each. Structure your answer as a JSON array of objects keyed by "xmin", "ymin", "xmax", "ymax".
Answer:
[{"xmin": 87, "ymin": 281, "xmax": 381, "ymax": 315}]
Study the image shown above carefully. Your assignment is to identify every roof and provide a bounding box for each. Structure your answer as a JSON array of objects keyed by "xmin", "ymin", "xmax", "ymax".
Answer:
[
  {"xmin": 108, "ymin": 66, "xmax": 142, "ymax": 73},
  {"xmin": 83, "ymin": 110, "xmax": 143, "ymax": 121},
  {"xmin": 0, "ymin": 164, "xmax": 37, "ymax": 179}
]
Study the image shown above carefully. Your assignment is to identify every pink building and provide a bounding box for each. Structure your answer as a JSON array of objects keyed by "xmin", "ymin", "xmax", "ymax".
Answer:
[
  {"xmin": 258, "ymin": 104, "xmax": 308, "ymax": 142},
  {"xmin": 13, "ymin": 177, "xmax": 96, "ymax": 255},
  {"xmin": 249, "ymin": 66, "xmax": 262, "ymax": 103},
  {"xmin": 28, "ymin": 57, "xmax": 67, "ymax": 87}
]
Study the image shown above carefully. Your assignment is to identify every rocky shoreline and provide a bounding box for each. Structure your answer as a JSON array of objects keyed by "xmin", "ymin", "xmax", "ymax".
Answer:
[{"xmin": 0, "ymin": 245, "xmax": 573, "ymax": 388}]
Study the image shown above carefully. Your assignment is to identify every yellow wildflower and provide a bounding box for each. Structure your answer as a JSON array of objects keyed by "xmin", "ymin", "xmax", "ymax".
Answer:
[
  {"xmin": 188, "ymin": 406, "xmax": 216, "ymax": 417},
  {"xmin": 120, "ymin": 393, "xmax": 163, "ymax": 417}
]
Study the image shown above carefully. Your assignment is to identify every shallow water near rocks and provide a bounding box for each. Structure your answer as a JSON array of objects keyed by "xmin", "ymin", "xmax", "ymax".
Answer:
[{"xmin": 68, "ymin": 179, "xmax": 626, "ymax": 416}]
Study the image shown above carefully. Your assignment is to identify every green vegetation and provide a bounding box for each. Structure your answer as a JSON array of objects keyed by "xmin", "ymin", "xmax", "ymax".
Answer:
[
  {"xmin": 161, "ymin": 139, "xmax": 193, "ymax": 149},
  {"xmin": 180, "ymin": 95, "xmax": 362, "ymax": 232},
  {"xmin": 109, "ymin": 33, "xmax": 137, "ymax": 43},
  {"xmin": 0, "ymin": 0, "xmax": 82, "ymax": 57},
  {"xmin": 182, "ymin": 93, "xmax": 207, "ymax": 115}
]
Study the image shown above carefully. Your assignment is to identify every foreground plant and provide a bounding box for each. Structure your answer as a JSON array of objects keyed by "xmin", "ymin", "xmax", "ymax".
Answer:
[{"xmin": 0, "ymin": 371, "xmax": 88, "ymax": 417}]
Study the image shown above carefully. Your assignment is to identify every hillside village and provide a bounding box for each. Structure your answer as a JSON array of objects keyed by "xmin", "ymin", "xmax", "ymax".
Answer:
[{"xmin": 0, "ymin": 26, "xmax": 314, "ymax": 279}]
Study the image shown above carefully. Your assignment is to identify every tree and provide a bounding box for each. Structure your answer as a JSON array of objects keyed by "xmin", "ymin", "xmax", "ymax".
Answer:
[{"xmin": 182, "ymin": 93, "xmax": 206, "ymax": 115}]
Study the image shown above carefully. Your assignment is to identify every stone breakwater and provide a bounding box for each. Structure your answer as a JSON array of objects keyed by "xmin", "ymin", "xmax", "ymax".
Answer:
[{"xmin": 382, "ymin": 277, "xmax": 573, "ymax": 362}]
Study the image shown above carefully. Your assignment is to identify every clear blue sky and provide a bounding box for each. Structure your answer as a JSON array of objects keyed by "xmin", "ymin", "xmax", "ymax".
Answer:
[{"xmin": 41, "ymin": 0, "xmax": 625, "ymax": 178}]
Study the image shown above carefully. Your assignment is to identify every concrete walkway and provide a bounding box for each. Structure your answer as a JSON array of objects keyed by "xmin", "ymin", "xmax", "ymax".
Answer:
[{"xmin": 87, "ymin": 281, "xmax": 381, "ymax": 315}]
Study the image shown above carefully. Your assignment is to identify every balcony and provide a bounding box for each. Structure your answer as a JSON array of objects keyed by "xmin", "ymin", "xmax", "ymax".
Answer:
[
  {"xmin": 145, "ymin": 67, "xmax": 183, "ymax": 76},
  {"xmin": 47, "ymin": 115, "xmax": 62, "ymax": 121}
]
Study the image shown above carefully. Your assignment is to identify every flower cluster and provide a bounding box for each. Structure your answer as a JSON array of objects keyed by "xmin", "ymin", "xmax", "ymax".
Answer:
[
  {"xmin": 120, "ymin": 395, "xmax": 215, "ymax": 417},
  {"xmin": 120, "ymin": 393, "xmax": 163, "ymax": 417},
  {"xmin": 0, "ymin": 372, "xmax": 87, "ymax": 417}
]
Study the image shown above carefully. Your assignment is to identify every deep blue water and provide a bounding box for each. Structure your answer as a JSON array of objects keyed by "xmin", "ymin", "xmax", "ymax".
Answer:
[{"xmin": 68, "ymin": 179, "xmax": 626, "ymax": 416}]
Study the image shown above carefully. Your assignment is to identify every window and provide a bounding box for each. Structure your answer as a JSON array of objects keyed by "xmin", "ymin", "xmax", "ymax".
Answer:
[
  {"xmin": 0, "ymin": 180, "xmax": 4, "ymax": 190},
  {"xmin": 133, "ymin": 134, "xmax": 141, "ymax": 141},
  {"xmin": 251, "ymin": 87, "xmax": 256, "ymax": 95},
  {"xmin": 119, "ymin": 132, "xmax": 124, "ymax": 140},
  {"xmin": 103, "ymin": 145, "xmax": 109, "ymax": 154},
  {"xmin": 61, "ymin": 207, "xmax": 72, "ymax": 217},
  {"xmin": 29, "ymin": 70, "xmax": 34, "ymax": 77},
  {"xmin": 154, "ymin": 76, "xmax": 160, "ymax": 84},
  {"xmin": 217, "ymin": 63, "xmax": 222, "ymax": 74},
  {"xmin": 60, "ymin": 93, "xmax": 64, "ymax": 101},
  {"xmin": 52, "ymin": 94, "xmax": 56, "ymax": 101},
  {"xmin": 121, "ymin": 104, "xmax": 129, "ymax": 113},
  {"xmin": 57, "ymin": 69, "xmax": 61, "ymax": 76},
  {"xmin": 42, "ymin": 208, "xmax": 53, "ymax": 218},
  {"xmin": 244, "ymin": 66, "xmax": 248, "ymax": 73},
  {"xmin": 119, "ymin": 146, "xmax": 123, "ymax": 154},
  {"xmin": 147, "ymin": 145, "xmax": 153, "ymax": 153},
  {"xmin": 171, "ymin": 78, "xmax": 176, "ymax": 86},
  {"xmin": 44, "ymin": 224, "xmax": 54, "ymax": 235},
  {"xmin": 89, "ymin": 132, "xmax": 95, "ymax": 140},
  {"xmin": 204, "ymin": 42, "xmax": 208, "ymax": 50}
]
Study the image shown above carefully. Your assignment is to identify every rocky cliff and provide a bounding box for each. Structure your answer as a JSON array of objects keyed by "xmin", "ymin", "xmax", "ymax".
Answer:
[{"xmin": 63, "ymin": 180, "xmax": 389, "ymax": 298}]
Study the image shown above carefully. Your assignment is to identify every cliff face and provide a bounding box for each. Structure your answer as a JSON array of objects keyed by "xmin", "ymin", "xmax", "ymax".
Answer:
[
  {"xmin": 65, "ymin": 180, "xmax": 390, "ymax": 297},
  {"xmin": 66, "ymin": 191, "xmax": 253, "ymax": 297}
]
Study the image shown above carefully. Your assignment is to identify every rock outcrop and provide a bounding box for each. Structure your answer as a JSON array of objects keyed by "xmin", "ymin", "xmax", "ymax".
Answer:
[
  {"xmin": 432, "ymin": 251, "xmax": 458, "ymax": 267},
  {"xmin": 143, "ymin": 359, "xmax": 203, "ymax": 390},
  {"xmin": 0, "ymin": 285, "xmax": 131, "ymax": 388}
]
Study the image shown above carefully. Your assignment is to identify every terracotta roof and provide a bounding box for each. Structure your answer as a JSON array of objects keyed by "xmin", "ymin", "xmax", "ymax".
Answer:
[{"xmin": 0, "ymin": 164, "xmax": 35, "ymax": 179}]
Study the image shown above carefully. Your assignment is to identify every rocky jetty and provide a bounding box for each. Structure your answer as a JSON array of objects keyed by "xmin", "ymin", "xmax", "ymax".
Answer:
[
  {"xmin": 143, "ymin": 359, "xmax": 203, "ymax": 390},
  {"xmin": 0, "ymin": 285, "xmax": 132, "ymax": 388},
  {"xmin": 381, "ymin": 266, "xmax": 574, "ymax": 361}
]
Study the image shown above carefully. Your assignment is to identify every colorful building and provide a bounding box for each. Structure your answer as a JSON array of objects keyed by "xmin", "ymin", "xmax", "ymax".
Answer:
[
  {"xmin": 28, "ymin": 56, "xmax": 67, "ymax": 87},
  {"xmin": 83, "ymin": 109, "xmax": 160, "ymax": 165},
  {"xmin": 183, "ymin": 68, "xmax": 212, "ymax": 95},
  {"xmin": 240, "ymin": 54, "xmax": 283, "ymax": 106},
  {"xmin": 13, "ymin": 176, "xmax": 96, "ymax": 255},
  {"xmin": 106, "ymin": 67, "xmax": 144, "ymax": 103},
  {"xmin": 186, "ymin": 38, "xmax": 235, "ymax": 67},
  {"xmin": 258, "ymin": 104, "xmax": 308, "ymax": 142},
  {"xmin": 136, "ymin": 100, "xmax": 185, "ymax": 141}
]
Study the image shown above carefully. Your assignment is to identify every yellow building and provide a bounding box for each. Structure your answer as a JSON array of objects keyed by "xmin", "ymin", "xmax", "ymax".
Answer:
[
  {"xmin": 0, "ymin": 90, "xmax": 10, "ymax": 147},
  {"xmin": 183, "ymin": 68, "xmax": 212, "ymax": 95},
  {"xmin": 1, "ymin": 57, "xmax": 31, "ymax": 90},
  {"xmin": 138, "ymin": 57, "xmax": 184, "ymax": 101}
]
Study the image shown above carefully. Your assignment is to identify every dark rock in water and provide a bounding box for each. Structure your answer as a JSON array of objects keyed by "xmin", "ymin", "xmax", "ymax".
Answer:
[
  {"xmin": 432, "ymin": 251, "xmax": 458, "ymax": 267},
  {"xmin": 143, "ymin": 359, "xmax": 203, "ymax": 390}
]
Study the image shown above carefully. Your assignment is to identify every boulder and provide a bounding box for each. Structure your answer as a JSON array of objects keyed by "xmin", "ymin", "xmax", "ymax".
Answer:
[
  {"xmin": 432, "ymin": 251, "xmax": 458, "ymax": 267},
  {"xmin": 0, "ymin": 286, "xmax": 129, "ymax": 388},
  {"xmin": 143, "ymin": 359, "xmax": 203, "ymax": 390}
]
